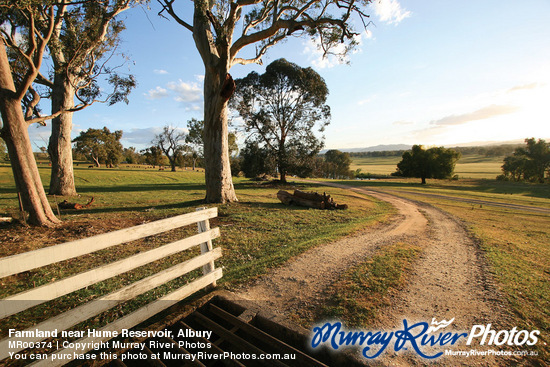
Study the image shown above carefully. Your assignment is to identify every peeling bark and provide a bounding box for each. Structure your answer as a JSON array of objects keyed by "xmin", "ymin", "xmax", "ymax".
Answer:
[
  {"xmin": 48, "ymin": 72, "xmax": 77, "ymax": 196},
  {"xmin": 203, "ymin": 69, "xmax": 237, "ymax": 203},
  {"xmin": 0, "ymin": 45, "xmax": 59, "ymax": 226}
]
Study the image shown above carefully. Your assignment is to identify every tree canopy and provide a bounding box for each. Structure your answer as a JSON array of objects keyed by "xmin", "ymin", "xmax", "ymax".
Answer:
[
  {"xmin": 158, "ymin": 0, "xmax": 373, "ymax": 202},
  {"xmin": 153, "ymin": 125, "xmax": 187, "ymax": 172},
  {"xmin": 233, "ymin": 58, "xmax": 330, "ymax": 182},
  {"xmin": 500, "ymin": 138, "xmax": 550, "ymax": 183},
  {"xmin": 141, "ymin": 146, "xmax": 167, "ymax": 168},
  {"xmin": 2, "ymin": 0, "xmax": 137, "ymax": 196},
  {"xmin": 73, "ymin": 127, "xmax": 123, "ymax": 168},
  {"xmin": 395, "ymin": 145, "xmax": 461, "ymax": 184},
  {"xmin": 324, "ymin": 149, "xmax": 353, "ymax": 179}
]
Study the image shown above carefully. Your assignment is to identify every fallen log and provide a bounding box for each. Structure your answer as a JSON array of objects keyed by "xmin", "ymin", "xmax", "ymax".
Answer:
[
  {"xmin": 277, "ymin": 190, "xmax": 347, "ymax": 210},
  {"xmin": 277, "ymin": 190, "xmax": 325, "ymax": 209},
  {"xmin": 58, "ymin": 197, "xmax": 95, "ymax": 210}
]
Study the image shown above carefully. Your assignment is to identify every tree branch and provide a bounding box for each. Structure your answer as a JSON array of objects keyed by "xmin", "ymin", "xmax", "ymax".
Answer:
[
  {"xmin": 157, "ymin": 0, "xmax": 193, "ymax": 32},
  {"xmin": 15, "ymin": 5, "xmax": 56, "ymax": 102},
  {"xmin": 231, "ymin": 16, "xmax": 351, "ymax": 61}
]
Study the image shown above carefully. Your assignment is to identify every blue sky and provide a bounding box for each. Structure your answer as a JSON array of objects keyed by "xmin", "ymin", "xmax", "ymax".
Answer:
[{"xmin": 28, "ymin": 0, "xmax": 550, "ymax": 151}]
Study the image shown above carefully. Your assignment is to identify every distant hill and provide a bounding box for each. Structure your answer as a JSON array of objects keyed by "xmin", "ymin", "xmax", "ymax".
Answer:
[
  {"xmin": 323, "ymin": 144, "xmax": 411, "ymax": 153},
  {"xmin": 325, "ymin": 138, "xmax": 550, "ymax": 154}
]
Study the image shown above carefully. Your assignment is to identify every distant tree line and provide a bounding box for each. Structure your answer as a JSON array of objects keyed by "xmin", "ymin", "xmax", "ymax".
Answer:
[
  {"xmin": 70, "ymin": 121, "xmax": 238, "ymax": 171},
  {"xmin": 349, "ymin": 144, "xmax": 521, "ymax": 159},
  {"xmin": 350, "ymin": 150, "xmax": 406, "ymax": 158},
  {"xmin": 453, "ymin": 144, "xmax": 521, "ymax": 157},
  {"xmin": 499, "ymin": 138, "xmax": 549, "ymax": 183}
]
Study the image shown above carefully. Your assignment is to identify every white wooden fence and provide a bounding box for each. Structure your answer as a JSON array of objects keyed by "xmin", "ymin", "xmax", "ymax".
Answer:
[{"xmin": 0, "ymin": 207, "xmax": 222, "ymax": 366}]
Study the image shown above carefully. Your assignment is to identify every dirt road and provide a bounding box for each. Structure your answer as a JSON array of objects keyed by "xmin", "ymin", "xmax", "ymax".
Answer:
[{"xmin": 236, "ymin": 182, "xmax": 507, "ymax": 366}]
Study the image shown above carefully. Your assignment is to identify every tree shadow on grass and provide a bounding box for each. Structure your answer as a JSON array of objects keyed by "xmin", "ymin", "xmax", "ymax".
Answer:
[
  {"xmin": 75, "ymin": 182, "xmax": 207, "ymax": 194},
  {"xmin": 235, "ymin": 200, "xmax": 313, "ymax": 211},
  {"xmin": 59, "ymin": 198, "xmax": 207, "ymax": 216}
]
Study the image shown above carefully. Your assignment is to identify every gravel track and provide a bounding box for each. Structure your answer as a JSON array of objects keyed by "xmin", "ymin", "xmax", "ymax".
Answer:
[{"xmin": 236, "ymin": 182, "xmax": 508, "ymax": 365}]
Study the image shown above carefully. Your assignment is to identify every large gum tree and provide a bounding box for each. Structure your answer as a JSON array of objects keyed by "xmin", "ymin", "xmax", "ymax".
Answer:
[
  {"xmin": 0, "ymin": 2, "xmax": 61, "ymax": 226},
  {"xmin": 1, "ymin": 1, "xmax": 136, "ymax": 226},
  {"xmin": 158, "ymin": 0, "xmax": 372, "ymax": 203},
  {"xmin": 2, "ymin": 1, "xmax": 137, "ymax": 197},
  {"xmin": 44, "ymin": 0, "xmax": 137, "ymax": 196}
]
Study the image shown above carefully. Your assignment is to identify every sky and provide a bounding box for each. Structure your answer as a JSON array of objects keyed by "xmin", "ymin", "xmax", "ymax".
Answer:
[{"xmin": 27, "ymin": 0, "xmax": 550, "ymax": 151}]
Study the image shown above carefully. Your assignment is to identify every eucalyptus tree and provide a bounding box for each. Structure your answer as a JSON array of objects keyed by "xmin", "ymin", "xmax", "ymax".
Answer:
[
  {"xmin": 395, "ymin": 145, "xmax": 461, "ymax": 184},
  {"xmin": 0, "ymin": 1, "xmax": 62, "ymax": 226},
  {"xmin": 501, "ymin": 138, "xmax": 550, "ymax": 183},
  {"xmin": 158, "ymin": 0, "xmax": 372, "ymax": 202},
  {"xmin": 1, "ymin": 1, "xmax": 137, "ymax": 225},
  {"xmin": 2, "ymin": 1, "xmax": 137, "ymax": 196},
  {"xmin": 39, "ymin": 1, "xmax": 136, "ymax": 195},
  {"xmin": 233, "ymin": 59, "xmax": 330, "ymax": 183},
  {"xmin": 72, "ymin": 127, "xmax": 123, "ymax": 168},
  {"xmin": 45, "ymin": 1, "xmax": 137, "ymax": 195},
  {"xmin": 153, "ymin": 125, "xmax": 187, "ymax": 172}
]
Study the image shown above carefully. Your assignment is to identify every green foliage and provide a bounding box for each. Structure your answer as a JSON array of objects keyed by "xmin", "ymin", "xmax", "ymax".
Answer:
[
  {"xmin": 140, "ymin": 146, "xmax": 167, "ymax": 167},
  {"xmin": 395, "ymin": 145, "xmax": 461, "ymax": 184},
  {"xmin": 72, "ymin": 127, "xmax": 123, "ymax": 167},
  {"xmin": 122, "ymin": 147, "xmax": 142, "ymax": 164},
  {"xmin": 185, "ymin": 118, "xmax": 204, "ymax": 157},
  {"xmin": 233, "ymin": 58, "xmax": 330, "ymax": 182},
  {"xmin": 240, "ymin": 141, "xmax": 276, "ymax": 178},
  {"xmin": 50, "ymin": 1, "xmax": 138, "ymax": 107},
  {"xmin": 153, "ymin": 125, "xmax": 187, "ymax": 172},
  {"xmin": 1, "ymin": 1, "xmax": 137, "ymax": 118},
  {"xmin": 186, "ymin": 118, "xmax": 238, "ymax": 157},
  {"xmin": 501, "ymin": 138, "xmax": 550, "ymax": 183},
  {"xmin": 323, "ymin": 149, "xmax": 353, "ymax": 178},
  {"xmin": 323, "ymin": 243, "xmax": 421, "ymax": 327}
]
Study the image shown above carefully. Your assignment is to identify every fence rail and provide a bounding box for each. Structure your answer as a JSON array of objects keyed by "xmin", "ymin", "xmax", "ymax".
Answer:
[{"xmin": 0, "ymin": 207, "xmax": 222, "ymax": 365}]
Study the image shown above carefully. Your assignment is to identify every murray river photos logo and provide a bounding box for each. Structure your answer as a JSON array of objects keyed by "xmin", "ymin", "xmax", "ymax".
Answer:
[{"xmin": 310, "ymin": 318, "xmax": 540, "ymax": 359}]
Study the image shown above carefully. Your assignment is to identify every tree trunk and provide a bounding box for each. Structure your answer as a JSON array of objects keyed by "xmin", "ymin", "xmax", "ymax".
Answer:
[
  {"xmin": 0, "ymin": 46, "xmax": 60, "ymax": 226},
  {"xmin": 48, "ymin": 72, "xmax": 77, "ymax": 196},
  {"xmin": 279, "ymin": 164, "xmax": 287, "ymax": 183},
  {"xmin": 421, "ymin": 176, "xmax": 426, "ymax": 184},
  {"xmin": 202, "ymin": 69, "xmax": 237, "ymax": 203}
]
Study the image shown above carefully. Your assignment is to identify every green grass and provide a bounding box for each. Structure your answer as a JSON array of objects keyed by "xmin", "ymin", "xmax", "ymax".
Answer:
[
  {"xmin": 0, "ymin": 163, "xmax": 393, "ymax": 343},
  {"xmin": 351, "ymin": 154, "xmax": 505, "ymax": 179},
  {"xmin": 319, "ymin": 242, "xmax": 421, "ymax": 327},
  {"xmin": 2, "ymin": 161, "xmax": 549, "ymax": 362},
  {"xmin": 318, "ymin": 177, "xmax": 550, "ymax": 361}
]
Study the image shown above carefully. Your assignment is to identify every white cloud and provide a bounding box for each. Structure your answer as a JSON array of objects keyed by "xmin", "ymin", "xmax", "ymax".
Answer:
[
  {"xmin": 430, "ymin": 104, "xmax": 520, "ymax": 126},
  {"xmin": 154, "ymin": 69, "xmax": 169, "ymax": 75},
  {"xmin": 167, "ymin": 80, "xmax": 202, "ymax": 103},
  {"xmin": 185, "ymin": 105, "xmax": 202, "ymax": 112},
  {"xmin": 145, "ymin": 86, "xmax": 169, "ymax": 100},
  {"xmin": 506, "ymin": 82, "xmax": 541, "ymax": 93},
  {"xmin": 372, "ymin": 0, "xmax": 411, "ymax": 25}
]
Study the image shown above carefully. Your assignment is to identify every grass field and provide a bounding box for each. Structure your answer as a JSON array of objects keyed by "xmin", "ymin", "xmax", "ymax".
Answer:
[
  {"xmin": 1, "ymin": 160, "xmax": 548, "ymax": 362},
  {"xmin": 328, "ymin": 177, "xmax": 550, "ymax": 361},
  {"xmin": 0, "ymin": 163, "xmax": 393, "ymax": 340},
  {"xmin": 351, "ymin": 154, "xmax": 504, "ymax": 179}
]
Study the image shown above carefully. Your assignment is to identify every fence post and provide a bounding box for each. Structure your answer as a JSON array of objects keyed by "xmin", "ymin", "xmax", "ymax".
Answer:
[{"xmin": 196, "ymin": 207, "xmax": 216, "ymax": 287}]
